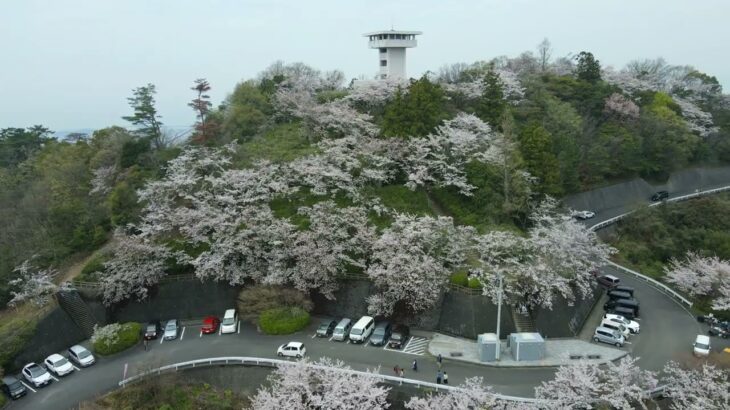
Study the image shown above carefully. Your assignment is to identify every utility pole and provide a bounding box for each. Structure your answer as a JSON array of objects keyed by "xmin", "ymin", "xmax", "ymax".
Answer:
[{"xmin": 495, "ymin": 273, "xmax": 503, "ymax": 361}]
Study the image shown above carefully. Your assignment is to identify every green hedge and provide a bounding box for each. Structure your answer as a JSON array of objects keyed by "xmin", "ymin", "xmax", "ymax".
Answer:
[
  {"xmin": 468, "ymin": 277, "xmax": 482, "ymax": 289},
  {"xmin": 92, "ymin": 322, "xmax": 141, "ymax": 356},
  {"xmin": 449, "ymin": 271, "xmax": 469, "ymax": 287},
  {"xmin": 259, "ymin": 307, "xmax": 310, "ymax": 335}
]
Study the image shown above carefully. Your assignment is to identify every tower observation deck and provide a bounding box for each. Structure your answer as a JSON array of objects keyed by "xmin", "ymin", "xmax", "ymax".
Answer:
[{"xmin": 363, "ymin": 30, "xmax": 422, "ymax": 80}]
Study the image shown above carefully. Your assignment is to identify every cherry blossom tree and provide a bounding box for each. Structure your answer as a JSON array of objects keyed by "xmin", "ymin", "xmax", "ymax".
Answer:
[
  {"xmin": 672, "ymin": 97, "xmax": 719, "ymax": 137},
  {"xmin": 99, "ymin": 232, "xmax": 176, "ymax": 306},
  {"xmin": 276, "ymin": 201, "xmax": 376, "ymax": 299},
  {"xmin": 405, "ymin": 377, "xmax": 496, "ymax": 410},
  {"xmin": 366, "ymin": 214, "xmax": 474, "ymax": 316},
  {"xmin": 603, "ymin": 93, "xmax": 640, "ymax": 120},
  {"xmin": 7, "ymin": 259, "xmax": 58, "ymax": 307},
  {"xmin": 346, "ymin": 78, "xmax": 409, "ymax": 108},
  {"xmin": 400, "ymin": 113, "xmax": 504, "ymax": 195},
  {"xmin": 535, "ymin": 357, "xmax": 657, "ymax": 409},
  {"xmin": 248, "ymin": 357, "xmax": 390, "ymax": 410},
  {"xmin": 475, "ymin": 198, "xmax": 615, "ymax": 310},
  {"xmin": 661, "ymin": 362, "xmax": 730, "ymax": 409},
  {"xmin": 665, "ymin": 252, "xmax": 730, "ymax": 311}
]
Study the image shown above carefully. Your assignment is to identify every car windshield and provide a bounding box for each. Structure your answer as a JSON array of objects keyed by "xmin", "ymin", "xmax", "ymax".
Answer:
[
  {"xmin": 165, "ymin": 323, "xmax": 176, "ymax": 331},
  {"xmin": 7, "ymin": 379, "xmax": 22, "ymax": 389},
  {"xmin": 77, "ymin": 350, "xmax": 91, "ymax": 359},
  {"xmin": 373, "ymin": 328, "xmax": 385, "ymax": 336},
  {"xmin": 53, "ymin": 357, "xmax": 69, "ymax": 367},
  {"xmin": 318, "ymin": 323, "xmax": 329, "ymax": 330},
  {"xmin": 146, "ymin": 324, "xmax": 157, "ymax": 332},
  {"xmin": 222, "ymin": 317, "xmax": 235, "ymax": 325},
  {"xmin": 696, "ymin": 342, "xmax": 709, "ymax": 350},
  {"xmin": 391, "ymin": 332, "xmax": 402, "ymax": 340},
  {"xmin": 350, "ymin": 328, "xmax": 362, "ymax": 335},
  {"xmin": 28, "ymin": 366, "xmax": 45, "ymax": 377}
]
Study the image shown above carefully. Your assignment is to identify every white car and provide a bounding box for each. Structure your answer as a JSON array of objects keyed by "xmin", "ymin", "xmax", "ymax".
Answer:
[
  {"xmin": 22, "ymin": 363, "xmax": 52, "ymax": 388},
  {"xmin": 600, "ymin": 318, "xmax": 630, "ymax": 338},
  {"xmin": 572, "ymin": 210, "xmax": 595, "ymax": 220},
  {"xmin": 693, "ymin": 335, "xmax": 711, "ymax": 357},
  {"xmin": 44, "ymin": 353, "xmax": 74, "ymax": 376},
  {"xmin": 221, "ymin": 309, "xmax": 237, "ymax": 334},
  {"xmin": 68, "ymin": 344, "xmax": 95, "ymax": 367},
  {"xmin": 277, "ymin": 342, "xmax": 306, "ymax": 358},
  {"xmin": 163, "ymin": 319, "xmax": 179, "ymax": 340},
  {"xmin": 603, "ymin": 313, "xmax": 640, "ymax": 334}
]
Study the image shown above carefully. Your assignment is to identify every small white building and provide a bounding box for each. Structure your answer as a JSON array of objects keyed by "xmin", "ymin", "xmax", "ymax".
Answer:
[{"xmin": 363, "ymin": 30, "xmax": 422, "ymax": 80}]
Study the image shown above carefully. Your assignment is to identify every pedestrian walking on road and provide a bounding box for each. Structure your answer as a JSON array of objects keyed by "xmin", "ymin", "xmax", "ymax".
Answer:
[
  {"xmin": 143, "ymin": 338, "xmax": 148, "ymax": 351},
  {"xmin": 399, "ymin": 368, "xmax": 404, "ymax": 378},
  {"xmin": 443, "ymin": 371, "xmax": 449, "ymax": 385},
  {"xmin": 412, "ymin": 359, "xmax": 418, "ymax": 372},
  {"xmin": 436, "ymin": 370, "xmax": 443, "ymax": 384},
  {"xmin": 437, "ymin": 353, "xmax": 442, "ymax": 364},
  {"xmin": 394, "ymin": 365, "xmax": 400, "ymax": 376}
]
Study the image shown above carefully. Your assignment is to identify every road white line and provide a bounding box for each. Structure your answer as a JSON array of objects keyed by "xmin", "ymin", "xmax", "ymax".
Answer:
[
  {"xmin": 218, "ymin": 325, "xmax": 222, "ymax": 336},
  {"xmin": 180, "ymin": 327, "xmax": 186, "ymax": 340},
  {"xmin": 237, "ymin": 320, "xmax": 241, "ymax": 334},
  {"xmin": 328, "ymin": 335, "xmax": 334, "ymax": 342},
  {"xmin": 623, "ymin": 341, "xmax": 632, "ymax": 345},
  {"xmin": 200, "ymin": 330, "xmax": 203, "ymax": 338},
  {"xmin": 20, "ymin": 381, "xmax": 36, "ymax": 393},
  {"xmin": 160, "ymin": 336, "xmax": 165, "ymax": 344},
  {"xmin": 403, "ymin": 336, "xmax": 414, "ymax": 351},
  {"xmin": 49, "ymin": 374, "xmax": 59, "ymax": 382},
  {"xmin": 311, "ymin": 333, "xmax": 317, "ymax": 339},
  {"xmin": 346, "ymin": 340, "xmax": 351, "ymax": 344},
  {"xmin": 72, "ymin": 365, "xmax": 80, "ymax": 371},
  {"xmin": 383, "ymin": 342, "xmax": 389, "ymax": 350}
]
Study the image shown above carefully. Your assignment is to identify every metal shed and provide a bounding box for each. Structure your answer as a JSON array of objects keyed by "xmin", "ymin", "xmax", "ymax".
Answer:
[
  {"xmin": 477, "ymin": 333, "xmax": 498, "ymax": 362},
  {"xmin": 508, "ymin": 332, "xmax": 545, "ymax": 361}
]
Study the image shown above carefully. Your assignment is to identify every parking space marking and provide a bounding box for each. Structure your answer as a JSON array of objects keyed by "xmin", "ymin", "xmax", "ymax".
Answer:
[
  {"xmin": 180, "ymin": 327, "xmax": 186, "ymax": 340},
  {"xmin": 400, "ymin": 336, "xmax": 429, "ymax": 356},
  {"xmin": 49, "ymin": 374, "xmax": 59, "ymax": 382},
  {"xmin": 72, "ymin": 365, "xmax": 80, "ymax": 371},
  {"xmin": 20, "ymin": 381, "xmax": 36, "ymax": 393},
  {"xmin": 623, "ymin": 341, "xmax": 632, "ymax": 345},
  {"xmin": 200, "ymin": 330, "xmax": 203, "ymax": 338},
  {"xmin": 160, "ymin": 336, "xmax": 165, "ymax": 344},
  {"xmin": 237, "ymin": 320, "xmax": 241, "ymax": 334},
  {"xmin": 328, "ymin": 335, "xmax": 334, "ymax": 341},
  {"xmin": 311, "ymin": 333, "xmax": 317, "ymax": 339},
  {"xmin": 218, "ymin": 325, "xmax": 222, "ymax": 336}
]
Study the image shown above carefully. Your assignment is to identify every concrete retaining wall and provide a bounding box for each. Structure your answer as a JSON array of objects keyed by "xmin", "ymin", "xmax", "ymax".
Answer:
[
  {"xmin": 437, "ymin": 291, "xmax": 515, "ymax": 340},
  {"xmin": 11, "ymin": 307, "xmax": 87, "ymax": 370},
  {"xmin": 532, "ymin": 284, "xmax": 602, "ymax": 338}
]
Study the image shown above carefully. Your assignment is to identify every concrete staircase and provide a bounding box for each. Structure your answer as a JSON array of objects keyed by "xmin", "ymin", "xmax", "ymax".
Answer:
[
  {"xmin": 56, "ymin": 290, "xmax": 98, "ymax": 338},
  {"xmin": 512, "ymin": 309, "xmax": 536, "ymax": 333}
]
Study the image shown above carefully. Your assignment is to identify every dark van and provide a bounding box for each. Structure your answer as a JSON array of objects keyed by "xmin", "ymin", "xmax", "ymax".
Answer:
[
  {"xmin": 604, "ymin": 298, "xmax": 640, "ymax": 317},
  {"xmin": 613, "ymin": 285, "xmax": 635, "ymax": 297},
  {"xmin": 607, "ymin": 290, "xmax": 633, "ymax": 301}
]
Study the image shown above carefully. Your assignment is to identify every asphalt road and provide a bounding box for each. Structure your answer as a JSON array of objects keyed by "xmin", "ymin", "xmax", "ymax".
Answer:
[{"xmin": 7, "ymin": 180, "xmax": 730, "ymax": 409}]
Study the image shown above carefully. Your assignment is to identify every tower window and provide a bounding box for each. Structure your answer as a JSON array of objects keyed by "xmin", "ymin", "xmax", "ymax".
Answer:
[
  {"xmin": 380, "ymin": 60, "xmax": 387, "ymax": 67},
  {"xmin": 379, "ymin": 48, "xmax": 387, "ymax": 53}
]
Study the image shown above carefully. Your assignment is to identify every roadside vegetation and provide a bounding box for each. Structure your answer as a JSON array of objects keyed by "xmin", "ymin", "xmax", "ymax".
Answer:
[
  {"xmin": 91, "ymin": 377, "xmax": 249, "ymax": 409},
  {"xmin": 258, "ymin": 307, "xmax": 310, "ymax": 335},
  {"xmin": 91, "ymin": 322, "xmax": 141, "ymax": 356}
]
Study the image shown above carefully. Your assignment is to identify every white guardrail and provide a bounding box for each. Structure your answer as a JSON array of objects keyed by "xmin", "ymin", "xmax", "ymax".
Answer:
[
  {"xmin": 588, "ymin": 185, "xmax": 730, "ymax": 308},
  {"xmin": 117, "ymin": 356, "xmax": 546, "ymax": 404}
]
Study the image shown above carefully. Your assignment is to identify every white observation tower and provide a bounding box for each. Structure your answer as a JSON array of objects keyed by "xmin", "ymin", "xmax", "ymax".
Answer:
[{"xmin": 363, "ymin": 29, "xmax": 422, "ymax": 80}]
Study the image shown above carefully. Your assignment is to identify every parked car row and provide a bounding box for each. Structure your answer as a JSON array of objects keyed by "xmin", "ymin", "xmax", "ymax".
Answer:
[
  {"xmin": 315, "ymin": 316, "xmax": 411, "ymax": 350},
  {"xmin": 2, "ymin": 344, "xmax": 96, "ymax": 401},
  {"xmin": 143, "ymin": 309, "xmax": 240, "ymax": 343},
  {"xmin": 593, "ymin": 277, "xmax": 643, "ymax": 348}
]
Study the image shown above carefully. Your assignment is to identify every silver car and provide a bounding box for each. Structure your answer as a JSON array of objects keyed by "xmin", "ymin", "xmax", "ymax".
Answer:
[
  {"xmin": 593, "ymin": 326, "xmax": 624, "ymax": 347},
  {"xmin": 163, "ymin": 319, "xmax": 179, "ymax": 340}
]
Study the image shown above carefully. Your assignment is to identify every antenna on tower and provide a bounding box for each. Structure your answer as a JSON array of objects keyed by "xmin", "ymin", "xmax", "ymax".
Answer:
[{"xmin": 390, "ymin": 17, "xmax": 394, "ymax": 30}]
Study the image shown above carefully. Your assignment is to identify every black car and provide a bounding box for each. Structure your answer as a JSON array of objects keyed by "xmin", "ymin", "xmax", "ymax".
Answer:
[
  {"xmin": 369, "ymin": 321, "xmax": 392, "ymax": 346},
  {"xmin": 1, "ymin": 376, "xmax": 27, "ymax": 400},
  {"xmin": 388, "ymin": 325, "xmax": 410, "ymax": 349},
  {"xmin": 144, "ymin": 320, "xmax": 162, "ymax": 340},
  {"xmin": 316, "ymin": 319, "xmax": 337, "ymax": 337},
  {"xmin": 651, "ymin": 190, "xmax": 669, "ymax": 201}
]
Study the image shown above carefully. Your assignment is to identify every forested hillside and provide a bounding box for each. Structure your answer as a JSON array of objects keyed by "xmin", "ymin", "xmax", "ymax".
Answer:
[{"xmin": 2, "ymin": 43, "xmax": 730, "ymax": 311}]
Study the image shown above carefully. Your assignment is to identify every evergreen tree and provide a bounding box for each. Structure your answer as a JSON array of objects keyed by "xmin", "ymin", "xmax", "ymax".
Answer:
[
  {"xmin": 518, "ymin": 124, "xmax": 561, "ymax": 195},
  {"xmin": 575, "ymin": 51, "xmax": 601, "ymax": 83},
  {"xmin": 476, "ymin": 70, "xmax": 506, "ymax": 128},
  {"xmin": 382, "ymin": 76, "xmax": 446, "ymax": 138},
  {"xmin": 122, "ymin": 84, "xmax": 164, "ymax": 149}
]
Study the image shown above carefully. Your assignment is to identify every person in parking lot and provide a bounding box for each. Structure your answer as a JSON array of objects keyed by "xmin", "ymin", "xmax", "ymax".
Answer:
[
  {"xmin": 443, "ymin": 371, "xmax": 448, "ymax": 385},
  {"xmin": 436, "ymin": 370, "xmax": 443, "ymax": 384},
  {"xmin": 412, "ymin": 359, "xmax": 418, "ymax": 372},
  {"xmin": 393, "ymin": 365, "xmax": 399, "ymax": 376},
  {"xmin": 399, "ymin": 368, "xmax": 404, "ymax": 378}
]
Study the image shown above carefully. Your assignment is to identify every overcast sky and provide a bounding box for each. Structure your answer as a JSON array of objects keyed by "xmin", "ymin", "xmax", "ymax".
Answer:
[{"xmin": 1, "ymin": 0, "xmax": 728, "ymax": 131}]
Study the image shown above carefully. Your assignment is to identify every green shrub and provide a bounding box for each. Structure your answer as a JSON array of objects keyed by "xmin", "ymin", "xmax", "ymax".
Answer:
[
  {"xmin": 237, "ymin": 286, "xmax": 313, "ymax": 322},
  {"xmin": 258, "ymin": 307, "xmax": 310, "ymax": 335},
  {"xmin": 449, "ymin": 271, "xmax": 469, "ymax": 287},
  {"xmin": 468, "ymin": 277, "xmax": 482, "ymax": 289},
  {"xmin": 77, "ymin": 254, "xmax": 106, "ymax": 282},
  {"xmin": 91, "ymin": 322, "xmax": 141, "ymax": 356}
]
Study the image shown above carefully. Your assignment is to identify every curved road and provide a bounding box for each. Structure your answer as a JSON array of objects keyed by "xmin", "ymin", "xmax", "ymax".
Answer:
[{"xmin": 8, "ymin": 182, "xmax": 730, "ymax": 410}]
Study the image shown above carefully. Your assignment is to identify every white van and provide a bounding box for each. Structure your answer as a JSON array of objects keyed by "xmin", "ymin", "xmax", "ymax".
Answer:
[
  {"xmin": 332, "ymin": 318, "xmax": 352, "ymax": 342},
  {"xmin": 693, "ymin": 335, "xmax": 710, "ymax": 357},
  {"xmin": 349, "ymin": 316, "xmax": 375, "ymax": 343},
  {"xmin": 221, "ymin": 309, "xmax": 238, "ymax": 334}
]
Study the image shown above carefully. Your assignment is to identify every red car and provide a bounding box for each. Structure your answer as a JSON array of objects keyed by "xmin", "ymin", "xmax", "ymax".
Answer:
[{"xmin": 201, "ymin": 316, "xmax": 221, "ymax": 334}]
